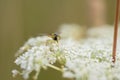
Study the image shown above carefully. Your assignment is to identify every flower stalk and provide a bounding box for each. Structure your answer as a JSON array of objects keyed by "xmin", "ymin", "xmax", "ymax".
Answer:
[
  {"xmin": 47, "ymin": 64, "xmax": 63, "ymax": 72},
  {"xmin": 112, "ymin": 0, "xmax": 120, "ymax": 63}
]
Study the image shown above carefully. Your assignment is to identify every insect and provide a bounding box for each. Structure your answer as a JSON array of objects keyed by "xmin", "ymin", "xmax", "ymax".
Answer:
[{"xmin": 48, "ymin": 33, "xmax": 61, "ymax": 43}]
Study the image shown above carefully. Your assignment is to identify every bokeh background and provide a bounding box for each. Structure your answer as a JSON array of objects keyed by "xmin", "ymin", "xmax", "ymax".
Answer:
[{"xmin": 0, "ymin": 0, "xmax": 116, "ymax": 80}]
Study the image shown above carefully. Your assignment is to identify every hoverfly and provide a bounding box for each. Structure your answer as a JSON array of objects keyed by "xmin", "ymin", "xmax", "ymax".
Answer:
[{"xmin": 48, "ymin": 33, "xmax": 61, "ymax": 43}]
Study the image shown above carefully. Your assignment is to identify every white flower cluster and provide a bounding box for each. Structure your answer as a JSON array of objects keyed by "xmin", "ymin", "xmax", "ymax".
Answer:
[
  {"xmin": 58, "ymin": 24, "xmax": 85, "ymax": 40},
  {"xmin": 12, "ymin": 36, "xmax": 66, "ymax": 80},
  {"xmin": 63, "ymin": 26, "xmax": 120, "ymax": 80},
  {"xmin": 12, "ymin": 25, "xmax": 120, "ymax": 80}
]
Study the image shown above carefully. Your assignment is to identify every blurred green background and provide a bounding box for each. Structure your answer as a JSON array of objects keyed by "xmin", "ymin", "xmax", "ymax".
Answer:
[{"xmin": 0, "ymin": 0, "xmax": 116, "ymax": 80}]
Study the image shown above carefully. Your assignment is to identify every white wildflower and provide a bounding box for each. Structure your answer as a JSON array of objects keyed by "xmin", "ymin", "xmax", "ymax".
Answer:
[
  {"xmin": 58, "ymin": 24, "xmax": 85, "ymax": 40},
  {"xmin": 13, "ymin": 25, "xmax": 120, "ymax": 80},
  {"xmin": 62, "ymin": 26, "xmax": 120, "ymax": 80},
  {"xmin": 12, "ymin": 35, "xmax": 64, "ymax": 80}
]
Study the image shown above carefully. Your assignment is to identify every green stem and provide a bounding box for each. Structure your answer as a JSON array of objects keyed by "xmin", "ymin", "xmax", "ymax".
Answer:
[
  {"xmin": 33, "ymin": 67, "xmax": 40, "ymax": 80},
  {"xmin": 47, "ymin": 64, "xmax": 63, "ymax": 72}
]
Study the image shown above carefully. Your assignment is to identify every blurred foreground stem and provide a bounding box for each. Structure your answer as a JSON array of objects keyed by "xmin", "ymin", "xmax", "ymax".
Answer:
[{"xmin": 112, "ymin": 0, "xmax": 120, "ymax": 63}]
